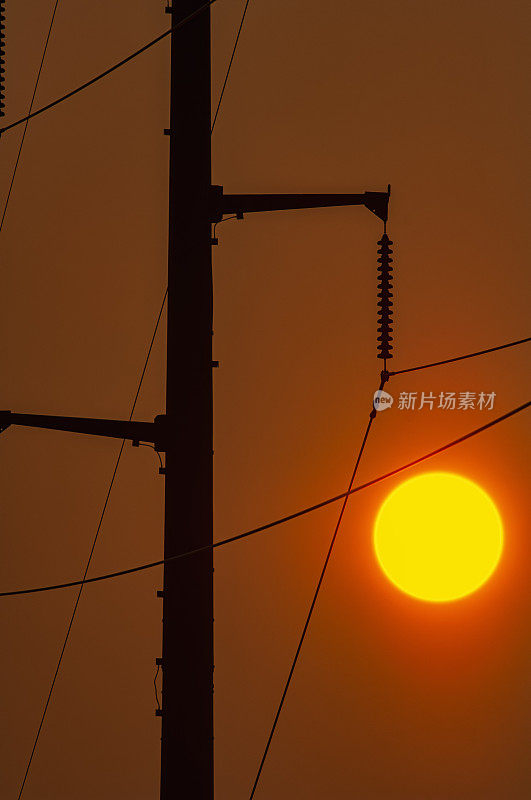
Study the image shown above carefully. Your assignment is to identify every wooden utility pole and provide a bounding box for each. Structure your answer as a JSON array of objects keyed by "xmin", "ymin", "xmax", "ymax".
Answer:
[{"xmin": 161, "ymin": 1, "xmax": 214, "ymax": 798}]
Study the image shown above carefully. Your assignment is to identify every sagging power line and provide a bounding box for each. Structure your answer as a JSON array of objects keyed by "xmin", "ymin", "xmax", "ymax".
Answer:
[
  {"xmin": 1, "ymin": 397, "xmax": 528, "ymax": 600},
  {"xmin": 0, "ymin": 0, "xmax": 217, "ymax": 137},
  {"xmin": 389, "ymin": 335, "xmax": 530, "ymax": 376}
]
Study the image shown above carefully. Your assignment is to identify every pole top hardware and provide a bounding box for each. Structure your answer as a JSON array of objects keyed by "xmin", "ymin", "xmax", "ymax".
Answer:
[
  {"xmin": 209, "ymin": 184, "xmax": 390, "ymax": 224},
  {"xmin": 366, "ymin": 184, "xmax": 391, "ymax": 224}
]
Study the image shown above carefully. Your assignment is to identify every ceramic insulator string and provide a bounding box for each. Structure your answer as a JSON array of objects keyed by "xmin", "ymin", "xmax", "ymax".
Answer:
[{"xmin": 377, "ymin": 233, "xmax": 394, "ymax": 361}]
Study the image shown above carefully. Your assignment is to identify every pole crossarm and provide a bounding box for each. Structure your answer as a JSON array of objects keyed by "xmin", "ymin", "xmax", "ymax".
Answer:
[
  {"xmin": 210, "ymin": 184, "xmax": 391, "ymax": 223},
  {"xmin": 0, "ymin": 411, "xmax": 167, "ymax": 451}
]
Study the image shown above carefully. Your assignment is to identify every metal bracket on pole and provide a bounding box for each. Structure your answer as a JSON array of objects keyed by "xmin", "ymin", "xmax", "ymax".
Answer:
[
  {"xmin": 209, "ymin": 184, "xmax": 390, "ymax": 224},
  {"xmin": 0, "ymin": 411, "xmax": 168, "ymax": 452}
]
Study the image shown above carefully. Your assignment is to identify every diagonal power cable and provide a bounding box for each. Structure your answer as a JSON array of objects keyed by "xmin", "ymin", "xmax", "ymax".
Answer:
[
  {"xmin": 389, "ymin": 335, "xmax": 530, "ymax": 376},
  {"xmin": 0, "ymin": 0, "xmax": 217, "ymax": 137},
  {"xmin": 0, "ymin": 0, "xmax": 60, "ymax": 235},
  {"xmin": 15, "ymin": 288, "xmax": 167, "ymax": 800},
  {"xmin": 248, "ymin": 376, "xmax": 386, "ymax": 798},
  {"xmin": 211, "ymin": 0, "xmax": 253, "ymax": 132},
  {"xmin": 1, "ymin": 397, "xmax": 529, "ymax": 600}
]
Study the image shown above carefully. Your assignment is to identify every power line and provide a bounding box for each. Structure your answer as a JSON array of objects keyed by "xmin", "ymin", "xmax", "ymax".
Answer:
[
  {"xmin": 248, "ymin": 381, "xmax": 382, "ymax": 799},
  {"xmin": 2, "ymin": 397, "xmax": 528, "ymax": 600},
  {"xmin": 211, "ymin": 0, "xmax": 253, "ymax": 132},
  {"xmin": 389, "ymin": 335, "xmax": 530, "ymax": 377},
  {"xmin": 0, "ymin": 0, "xmax": 217, "ymax": 137},
  {"xmin": 15, "ymin": 288, "xmax": 167, "ymax": 799},
  {"xmin": 0, "ymin": 0, "xmax": 60, "ymax": 235}
]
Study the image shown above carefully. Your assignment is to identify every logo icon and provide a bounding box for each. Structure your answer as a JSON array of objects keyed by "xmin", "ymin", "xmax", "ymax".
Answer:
[{"xmin": 373, "ymin": 389, "xmax": 393, "ymax": 412}]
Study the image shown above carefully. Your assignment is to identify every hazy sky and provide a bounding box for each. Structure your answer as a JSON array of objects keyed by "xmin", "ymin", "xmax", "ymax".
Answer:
[{"xmin": 1, "ymin": 1, "xmax": 530, "ymax": 798}]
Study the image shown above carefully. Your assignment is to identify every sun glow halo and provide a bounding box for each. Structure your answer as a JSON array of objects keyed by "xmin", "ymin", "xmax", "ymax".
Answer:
[{"xmin": 373, "ymin": 472, "xmax": 504, "ymax": 602}]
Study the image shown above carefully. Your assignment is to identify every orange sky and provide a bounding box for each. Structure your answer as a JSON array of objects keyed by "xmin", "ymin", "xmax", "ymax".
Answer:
[{"xmin": 1, "ymin": 1, "xmax": 530, "ymax": 798}]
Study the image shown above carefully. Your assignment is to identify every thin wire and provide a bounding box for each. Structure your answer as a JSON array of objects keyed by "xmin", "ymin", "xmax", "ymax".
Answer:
[
  {"xmin": 154, "ymin": 664, "xmax": 161, "ymax": 712},
  {"xmin": 137, "ymin": 441, "xmax": 164, "ymax": 470},
  {"xmin": 0, "ymin": 1, "xmax": 217, "ymax": 137},
  {"xmin": 15, "ymin": 288, "xmax": 167, "ymax": 799},
  {"xmin": 248, "ymin": 377, "xmax": 384, "ymax": 799},
  {"xmin": 212, "ymin": 214, "xmax": 239, "ymax": 239},
  {"xmin": 211, "ymin": 0, "xmax": 252, "ymax": 133},
  {"xmin": 389, "ymin": 336, "xmax": 530, "ymax": 376},
  {"xmin": 3, "ymin": 397, "xmax": 527, "ymax": 600},
  {"xmin": 0, "ymin": 0, "xmax": 60, "ymax": 235}
]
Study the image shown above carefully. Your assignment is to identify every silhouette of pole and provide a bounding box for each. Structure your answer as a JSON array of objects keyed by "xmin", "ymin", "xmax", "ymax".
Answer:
[{"xmin": 160, "ymin": 2, "xmax": 214, "ymax": 799}]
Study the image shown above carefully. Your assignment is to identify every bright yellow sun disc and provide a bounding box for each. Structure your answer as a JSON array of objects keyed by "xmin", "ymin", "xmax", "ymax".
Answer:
[{"xmin": 373, "ymin": 472, "xmax": 503, "ymax": 602}]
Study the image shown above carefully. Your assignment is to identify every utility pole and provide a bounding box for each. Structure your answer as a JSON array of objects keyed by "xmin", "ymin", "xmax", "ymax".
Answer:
[
  {"xmin": 0, "ymin": 3, "xmax": 390, "ymax": 798},
  {"xmin": 161, "ymin": 1, "xmax": 214, "ymax": 798}
]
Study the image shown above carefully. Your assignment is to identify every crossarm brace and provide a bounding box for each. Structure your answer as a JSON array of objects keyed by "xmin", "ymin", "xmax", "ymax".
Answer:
[
  {"xmin": 0, "ymin": 411, "xmax": 167, "ymax": 452},
  {"xmin": 210, "ymin": 185, "xmax": 390, "ymax": 223}
]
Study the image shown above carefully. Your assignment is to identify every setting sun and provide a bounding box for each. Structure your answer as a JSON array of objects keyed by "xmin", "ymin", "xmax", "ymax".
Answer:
[{"xmin": 373, "ymin": 472, "xmax": 504, "ymax": 602}]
